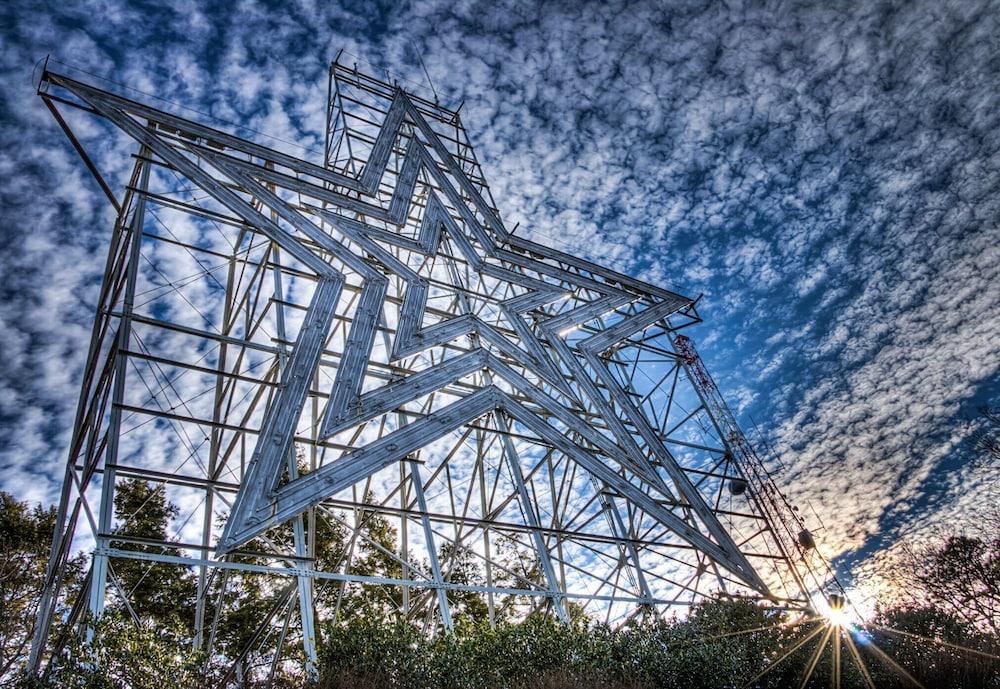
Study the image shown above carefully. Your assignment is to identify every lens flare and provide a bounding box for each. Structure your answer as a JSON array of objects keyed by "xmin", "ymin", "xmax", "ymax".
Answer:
[
  {"xmin": 812, "ymin": 591, "xmax": 856, "ymax": 629},
  {"xmin": 825, "ymin": 606, "xmax": 850, "ymax": 628}
]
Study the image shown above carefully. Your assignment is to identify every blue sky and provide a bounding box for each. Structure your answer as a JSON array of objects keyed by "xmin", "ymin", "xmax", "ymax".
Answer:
[{"xmin": 1, "ymin": 0, "xmax": 998, "ymax": 592}]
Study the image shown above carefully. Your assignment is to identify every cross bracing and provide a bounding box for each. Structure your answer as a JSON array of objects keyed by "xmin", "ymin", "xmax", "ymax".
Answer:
[{"xmin": 29, "ymin": 58, "xmax": 843, "ymax": 678}]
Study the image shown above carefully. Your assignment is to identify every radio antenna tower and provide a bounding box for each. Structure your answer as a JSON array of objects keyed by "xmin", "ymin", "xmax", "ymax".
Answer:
[{"xmin": 29, "ymin": 57, "xmax": 844, "ymax": 679}]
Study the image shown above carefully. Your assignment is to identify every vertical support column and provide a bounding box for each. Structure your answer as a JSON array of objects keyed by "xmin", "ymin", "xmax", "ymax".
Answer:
[
  {"xmin": 400, "ymin": 462, "xmax": 410, "ymax": 616},
  {"xmin": 324, "ymin": 62, "xmax": 336, "ymax": 169},
  {"xmin": 29, "ymin": 165, "xmax": 138, "ymax": 670},
  {"xmin": 270, "ymin": 243, "xmax": 318, "ymax": 678},
  {"xmin": 195, "ymin": 226, "xmax": 244, "ymax": 650},
  {"xmin": 376, "ymin": 314, "xmax": 412, "ymax": 618},
  {"xmin": 290, "ymin": 466, "xmax": 319, "ymax": 677},
  {"xmin": 495, "ymin": 413, "xmax": 568, "ymax": 624},
  {"xmin": 476, "ymin": 428, "xmax": 496, "ymax": 626},
  {"xmin": 87, "ymin": 144, "xmax": 151, "ymax": 624},
  {"xmin": 408, "ymin": 460, "xmax": 453, "ymax": 632}
]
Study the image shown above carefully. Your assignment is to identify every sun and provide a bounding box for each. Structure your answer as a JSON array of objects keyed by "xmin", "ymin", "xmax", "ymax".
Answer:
[
  {"xmin": 825, "ymin": 606, "xmax": 850, "ymax": 628},
  {"xmin": 815, "ymin": 592, "xmax": 853, "ymax": 628}
]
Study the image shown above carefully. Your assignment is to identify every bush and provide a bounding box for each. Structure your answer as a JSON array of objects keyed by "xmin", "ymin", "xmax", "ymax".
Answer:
[
  {"xmin": 313, "ymin": 597, "xmax": 1000, "ymax": 689},
  {"xmin": 14, "ymin": 613, "xmax": 215, "ymax": 689},
  {"xmin": 315, "ymin": 598, "xmax": 807, "ymax": 689}
]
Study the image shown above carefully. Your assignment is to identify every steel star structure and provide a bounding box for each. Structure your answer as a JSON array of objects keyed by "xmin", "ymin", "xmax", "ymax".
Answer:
[{"xmin": 28, "ymin": 59, "xmax": 846, "ymax": 678}]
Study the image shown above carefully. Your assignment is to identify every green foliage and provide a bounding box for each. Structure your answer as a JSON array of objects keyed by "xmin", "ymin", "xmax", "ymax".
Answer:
[
  {"xmin": 6, "ymin": 481, "xmax": 1000, "ymax": 688},
  {"xmin": 877, "ymin": 603, "xmax": 969, "ymax": 642},
  {"xmin": 315, "ymin": 599, "xmax": 806, "ymax": 689},
  {"xmin": 109, "ymin": 480, "xmax": 195, "ymax": 627},
  {"xmin": 314, "ymin": 596, "xmax": 1000, "ymax": 689},
  {"xmin": 437, "ymin": 543, "xmax": 490, "ymax": 624},
  {"xmin": 0, "ymin": 492, "xmax": 84, "ymax": 682},
  {"xmin": 649, "ymin": 597, "xmax": 798, "ymax": 689},
  {"xmin": 317, "ymin": 613, "xmax": 636, "ymax": 689},
  {"xmin": 318, "ymin": 616, "xmax": 433, "ymax": 689},
  {"xmin": 337, "ymin": 494, "xmax": 404, "ymax": 620},
  {"xmin": 16, "ymin": 613, "xmax": 214, "ymax": 689}
]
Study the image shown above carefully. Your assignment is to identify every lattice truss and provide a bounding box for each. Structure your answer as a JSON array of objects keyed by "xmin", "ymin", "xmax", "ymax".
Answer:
[{"xmin": 32, "ymin": 62, "xmax": 831, "ymax": 670}]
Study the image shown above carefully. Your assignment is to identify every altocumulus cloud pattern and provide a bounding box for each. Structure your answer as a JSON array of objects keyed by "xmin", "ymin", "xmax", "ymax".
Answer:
[{"xmin": 1, "ymin": 0, "xmax": 998, "ymax": 589}]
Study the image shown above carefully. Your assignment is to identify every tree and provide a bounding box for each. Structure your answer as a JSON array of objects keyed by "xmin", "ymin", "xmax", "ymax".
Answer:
[
  {"xmin": 870, "ymin": 603, "xmax": 1000, "ymax": 689},
  {"xmin": 877, "ymin": 407, "xmax": 1000, "ymax": 637},
  {"xmin": 201, "ymin": 453, "xmax": 352, "ymax": 675},
  {"xmin": 21, "ymin": 612, "xmax": 216, "ymax": 689},
  {"xmin": 437, "ymin": 542, "xmax": 489, "ymax": 624},
  {"xmin": 885, "ymin": 528, "xmax": 1000, "ymax": 637},
  {"xmin": 917, "ymin": 535, "xmax": 1000, "ymax": 635},
  {"xmin": 318, "ymin": 616, "xmax": 432, "ymax": 689},
  {"xmin": 207, "ymin": 506, "xmax": 349, "ymax": 678},
  {"xmin": 0, "ymin": 492, "xmax": 83, "ymax": 682},
  {"xmin": 335, "ymin": 493, "xmax": 404, "ymax": 621},
  {"xmin": 109, "ymin": 479, "xmax": 195, "ymax": 627},
  {"xmin": 486, "ymin": 536, "xmax": 561, "ymax": 623},
  {"xmin": 970, "ymin": 405, "xmax": 1000, "ymax": 465}
]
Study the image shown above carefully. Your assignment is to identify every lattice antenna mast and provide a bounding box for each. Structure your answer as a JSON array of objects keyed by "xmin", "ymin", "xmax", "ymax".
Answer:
[
  {"xmin": 27, "ymin": 57, "xmax": 837, "ymax": 682},
  {"xmin": 673, "ymin": 335, "xmax": 848, "ymax": 610}
]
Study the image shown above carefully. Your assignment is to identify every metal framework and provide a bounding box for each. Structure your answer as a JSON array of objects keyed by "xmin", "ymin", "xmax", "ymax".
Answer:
[{"xmin": 29, "ymin": 58, "xmax": 843, "ymax": 679}]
